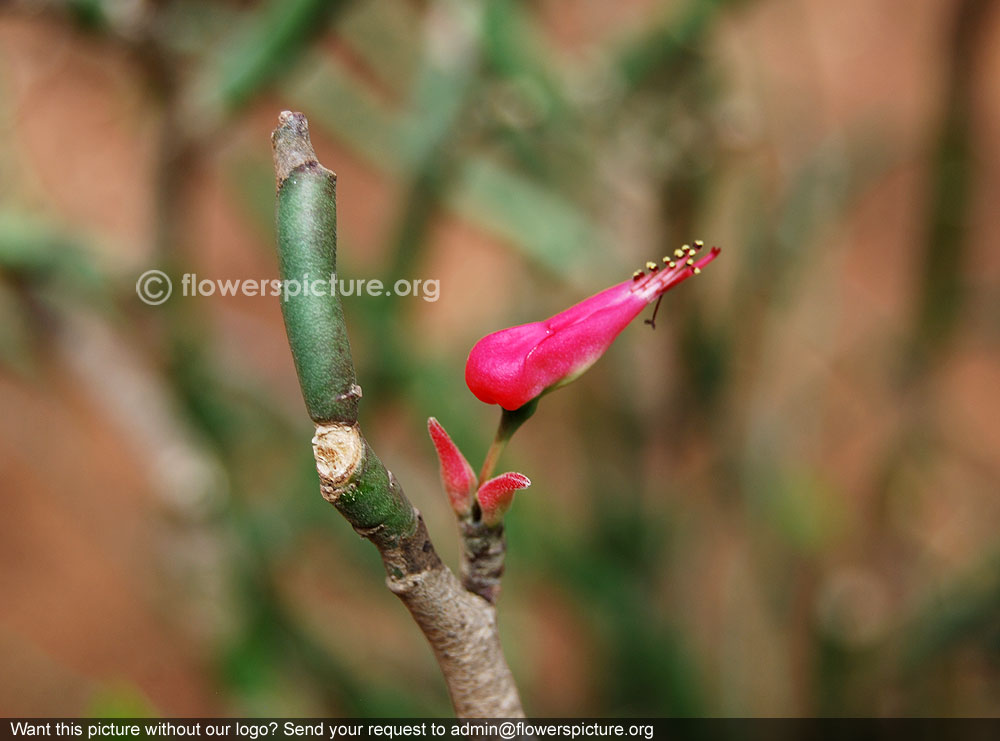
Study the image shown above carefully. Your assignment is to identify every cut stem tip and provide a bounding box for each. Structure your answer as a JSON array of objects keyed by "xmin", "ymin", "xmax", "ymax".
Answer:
[{"xmin": 271, "ymin": 110, "xmax": 328, "ymax": 187}]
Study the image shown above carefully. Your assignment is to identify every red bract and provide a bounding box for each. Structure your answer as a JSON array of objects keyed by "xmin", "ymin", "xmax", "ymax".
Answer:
[
  {"xmin": 427, "ymin": 417, "xmax": 477, "ymax": 515},
  {"xmin": 466, "ymin": 244, "xmax": 721, "ymax": 410},
  {"xmin": 477, "ymin": 472, "xmax": 531, "ymax": 526}
]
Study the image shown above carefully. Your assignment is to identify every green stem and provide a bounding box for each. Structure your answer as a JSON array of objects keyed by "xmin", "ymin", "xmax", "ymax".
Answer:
[
  {"xmin": 477, "ymin": 399, "xmax": 538, "ymax": 485},
  {"xmin": 273, "ymin": 112, "xmax": 359, "ymax": 425},
  {"xmin": 477, "ymin": 432, "xmax": 508, "ymax": 486}
]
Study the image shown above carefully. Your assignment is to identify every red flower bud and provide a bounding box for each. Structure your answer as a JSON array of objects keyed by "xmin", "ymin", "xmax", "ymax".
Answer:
[
  {"xmin": 476, "ymin": 472, "xmax": 531, "ymax": 526},
  {"xmin": 427, "ymin": 417, "xmax": 477, "ymax": 516},
  {"xmin": 465, "ymin": 245, "xmax": 721, "ymax": 410}
]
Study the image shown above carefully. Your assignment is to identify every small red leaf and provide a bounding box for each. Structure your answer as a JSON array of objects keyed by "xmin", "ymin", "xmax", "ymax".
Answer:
[
  {"xmin": 477, "ymin": 472, "xmax": 531, "ymax": 525},
  {"xmin": 428, "ymin": 417, "xmax": 477, "ymax": 516}
]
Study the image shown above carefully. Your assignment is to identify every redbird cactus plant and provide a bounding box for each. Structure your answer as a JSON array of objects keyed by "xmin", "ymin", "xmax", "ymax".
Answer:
[{"xmin": 271, "ymin": 111, "xmax": 720, "ymax": 718}]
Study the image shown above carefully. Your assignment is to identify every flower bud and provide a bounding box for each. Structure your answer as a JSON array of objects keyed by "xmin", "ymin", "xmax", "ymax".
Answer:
[{"xmin": 466, "ymin": 246, "xmax": 720, "ymax": 411}]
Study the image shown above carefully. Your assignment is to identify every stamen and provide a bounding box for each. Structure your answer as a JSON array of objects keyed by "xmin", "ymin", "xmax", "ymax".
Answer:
[
  {"xmin": 632, "ymin": 270, "xmax": 644, "ymax": 280},
  {"xmin": 645, "ymin": 261, "xmax": 658, "ymax": 271},
  {"xmin": 674, "ymin": 248, "xmax": 684, "ymax": 258},
  {"xmin": 644, "ymin": 295, "xmax": 664, "ymax": 330},
  {"xmin": 694, "ymin": 239, "xmax": 704, "ymax": 248},
  {"xmin": 693, "ymin": 267, "xmax": 701, "ymax": 275},
  {"xmin": 686, "ymin": 258, "xmax": 694, "ymax": 266}
]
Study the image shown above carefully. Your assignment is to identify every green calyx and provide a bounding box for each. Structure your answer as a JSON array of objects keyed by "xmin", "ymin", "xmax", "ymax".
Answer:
[{"xmin": 498, "ymin": 399, "xmax": 539, "ymax": 442}]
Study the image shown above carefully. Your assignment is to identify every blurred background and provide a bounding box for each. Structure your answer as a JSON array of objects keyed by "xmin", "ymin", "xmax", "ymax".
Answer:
[{"xmin": 1, "ymin": 0, "xmax": 999, "ymax": 718}]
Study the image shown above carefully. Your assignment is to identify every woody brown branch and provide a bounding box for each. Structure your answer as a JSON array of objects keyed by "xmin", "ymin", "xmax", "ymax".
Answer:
[{"xmin": 312, "ymin": 422, "xmax": 524, "ymax": 717}]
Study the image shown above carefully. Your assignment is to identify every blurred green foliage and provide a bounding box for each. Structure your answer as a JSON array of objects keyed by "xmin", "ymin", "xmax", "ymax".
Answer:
[{"xmin": 1, "ymin": 0, "xmax": 998, "ymax": 719}]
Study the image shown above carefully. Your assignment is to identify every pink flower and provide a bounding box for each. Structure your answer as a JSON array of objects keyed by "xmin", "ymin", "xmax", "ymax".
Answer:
[
  {"xmin": 428, "ymin": 417, "xmax": 477, "ymax": 515},
  {"xmin": 476, "ymin": 472, "xmax": 531, "ymax": 526},
  {"xmin": 466, "ymin": 243, "xmax": 721, "ymax": 410}
]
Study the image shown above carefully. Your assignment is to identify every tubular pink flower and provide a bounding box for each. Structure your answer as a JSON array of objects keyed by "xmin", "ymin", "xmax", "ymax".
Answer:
[
  {"xmin": 427, "ymin": 417, "xmax": 477, "ymax": 515},
  {"xmin": 466, "ymin": 244, "xmax": 721, "ymax": 410},
  {"xmin": 476, "ymin": 472, "xmax": 531, "ymax": 526}
]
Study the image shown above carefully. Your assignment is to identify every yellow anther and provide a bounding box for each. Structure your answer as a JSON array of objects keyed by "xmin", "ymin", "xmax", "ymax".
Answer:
[
  {"xmin": 668, "ymin": 261, "xmax": 677, "ymax": 268},
  {"xmin": 686, "ymin": 258, "xmax": 694, "ymax": 266},
  {"xmin": 674, "ymin": 248, "xmax": 684, "ymax": 258},
  {"xmin": 646, "ymin": 261, "xmax": 658, "ymax": 271},
  {"xmin": 632, "ymin": 270, "xmax": 644, "ymax": 280},
  {"xmin": 694, "ymin": 239, "xmax": 704, "ymax": 248},
  {"xmin": 693, "ymin": 267, "xmax": 701, "ymax": 275}
]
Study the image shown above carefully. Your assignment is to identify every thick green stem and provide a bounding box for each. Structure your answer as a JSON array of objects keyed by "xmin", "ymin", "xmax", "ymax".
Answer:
[{"xmin": 274, "ymin": 113, "xmax": 360, "ymax": 425}]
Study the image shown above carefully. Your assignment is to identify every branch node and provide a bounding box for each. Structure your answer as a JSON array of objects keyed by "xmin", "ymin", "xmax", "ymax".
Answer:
[{"xmin": 336, "ymin": 384, "xmax": 363, "ymax": 402}]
